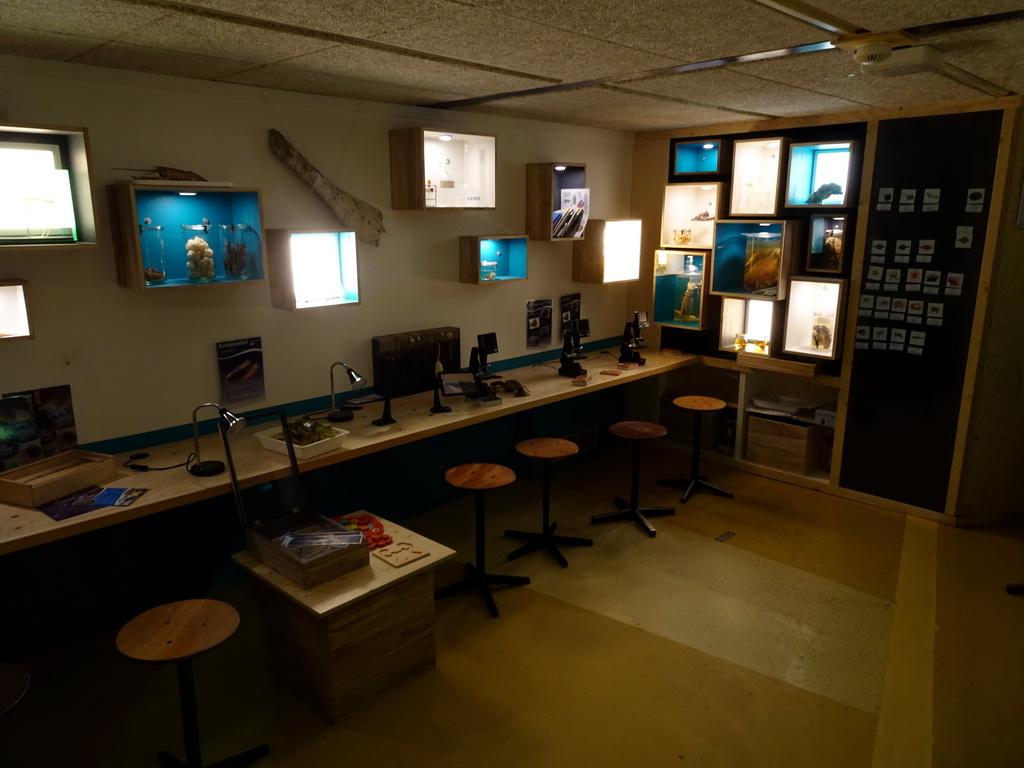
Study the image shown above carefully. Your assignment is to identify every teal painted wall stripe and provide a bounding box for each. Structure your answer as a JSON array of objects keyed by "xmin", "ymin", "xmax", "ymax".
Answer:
[{"xmin": 82, "ymin": 336, "xmax": 621, "ymax": 455}]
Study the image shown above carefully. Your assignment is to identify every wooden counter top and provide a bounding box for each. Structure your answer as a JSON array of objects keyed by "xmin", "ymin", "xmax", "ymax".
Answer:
[{"xmin": 0, "ymin": 348, "xmax": 699, "ymax": 555}]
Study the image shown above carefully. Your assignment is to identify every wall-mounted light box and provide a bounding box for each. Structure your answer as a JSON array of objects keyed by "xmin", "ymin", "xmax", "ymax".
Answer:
[
  {"xmin": 0, "ymin": 123, "xmax": 98, "ymax": 250},
  {"xmin": 390, "ymin": 128, "xmax": 496, "ymax": 210},
  {"xmin": 266, "ymin": 229, "xmax": 359, "ymax": 310},
  {"xmin": 668, "ymin": 139, "xmax": 721, "ymax": 179},
  {"xmin": 572, "ymin": 219, "xmax": 642, "ymax": 283},
  {"xmin": 782, "ymin": 276, "xmax": 848, "ymax": 360},
  {"xmin": 719, "ymin": 296, "xmax": 783, "ymax": 357},
  {"xmin": 785, "ymin": 141, "xmax": 855, "ymax": 208},
  {"xmin": 460, "ymin": 235, "xmax": 527, "ymax": 284},
  {"xmin": 0, "ymin": 280, "xmax": 32, "ymax": 340},
  {"xmin": 730, "ymin": 137, "xmax": 785, "ymax": 216}
]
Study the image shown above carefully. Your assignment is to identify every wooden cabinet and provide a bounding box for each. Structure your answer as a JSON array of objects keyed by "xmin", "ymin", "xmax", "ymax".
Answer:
[
  {"xmin": 108, "ymin": 183, "xmax": 265, "ymax": 290},
  {"xmin": 709, "ymin": 219, "xmax": 802, "ymax": 300},
  {"xmin": 652, "ymin": 249, "xmax": 717, "ymax": 331},
  {"xmin": 390, "ymin": 128, "xmax": 496, "ymax": 210},
  {"xmin": 730, "ymin": 137, "xmax": 785, "ymax": 216},
  {"xmin": 459, "ymin": 235, "xmax": 527, "ymax": 284},
  {"xmin": 660, "ymin": 182, "xmax": 720, "ymax": 248},
  {"xmin": 525, "ymin": 162, "xmax": 587, "ymax": 241}
]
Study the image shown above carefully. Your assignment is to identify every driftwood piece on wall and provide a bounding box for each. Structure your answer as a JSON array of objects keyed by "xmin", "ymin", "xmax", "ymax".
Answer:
[{"xmin": 268, "ymin": 129, "xmax": 385, "ymax": 247}]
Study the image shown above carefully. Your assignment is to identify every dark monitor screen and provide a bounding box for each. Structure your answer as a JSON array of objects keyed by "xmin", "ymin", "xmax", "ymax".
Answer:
[
  {"xmin": 371, "ymin": 326, "xmax": 461, "ymax": 399},
  {"xmin": 439, "ymin": 372, "xmax": 479, "ymax": 396},
  {"xmin": 477, "ymin": 332, "xmax": 498, "ymax": 354},
  {"xmin": 574, "ymin": 318, "xmax": 591, "ymax": 338}
]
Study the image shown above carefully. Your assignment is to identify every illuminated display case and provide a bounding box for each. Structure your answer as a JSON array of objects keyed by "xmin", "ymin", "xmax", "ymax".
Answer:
[
  {"xmin": 0, "ymin": 122, "xmax": 98, "ymax": 251},
  {"xmin": 807, "ymin": 213, "xmax": 848, "ymax": 273},
  {"xmin": 710, "ymin": 219, "xmax": 801, "ymax": 300},
  {"xmin": 660, "ymin": 182, "xmax": 720, "ymax": 249},
  {"xmin": 0, "ymin": 280, "xmax": 32, "ymax": 341},
  {"xmin": 782, "ymin": 277, "xmax": 848, "ymax": 360},
  {"xmin": 719, "ymin": 297, "xmax": 784, "ymax": 357},
  {"xmin": 730, "ymin": 137, "xmax": 785, "ymax": 216},
  {"xmin": 785, "ymin": 141, "xmax": 855, "ymax": 208},
  {"xmin": 460, "ymin": 235, "xmax": 528, "ymax": 284},
  {"xmin": 572, "ymin": 219, "xmax": 642, "ymax": 284},
  {"xmin": 266, "ymin": 229, "xmax": 359, "ymax": 311},
  {"xmin": 652, "ymin": 249, "xmax": 717, "ymax": 331},
  {"xmin": 526, "ymin": 162, "xmax": 588, "ymax": 241},
  {"xmin": 390, "ymin": 128, "xmax": 496, "ymax": 210},
  {"xmin": 668, "ymin": 138, "xmax": 721, "ymax": 178},
  {"xmin": 108, "ymin": 183, "xmax": 265, "ymax": 290}
]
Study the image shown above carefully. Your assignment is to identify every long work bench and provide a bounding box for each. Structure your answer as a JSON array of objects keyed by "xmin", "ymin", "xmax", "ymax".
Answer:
[{"xmin": 0, "ymin": 348, "xmax": 700, "ymax": 556}]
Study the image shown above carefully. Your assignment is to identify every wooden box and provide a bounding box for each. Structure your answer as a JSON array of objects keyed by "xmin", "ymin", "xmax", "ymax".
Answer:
[
  {"xmin": 745, "ymin": 415, "xmax": 823, "ymax": 475},
  {"xmin": 247, "ymin": 512, "xmax": 369, "ymax": 588},
  {"xmin": 0, "ymin": 450, "xmax": 115, "ymax": 507}
]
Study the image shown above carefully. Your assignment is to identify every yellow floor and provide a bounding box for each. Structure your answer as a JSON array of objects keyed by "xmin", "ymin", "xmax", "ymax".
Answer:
[{"xmin": 3, "ymin": 442, "xmax": 1023, "ymax": 767}]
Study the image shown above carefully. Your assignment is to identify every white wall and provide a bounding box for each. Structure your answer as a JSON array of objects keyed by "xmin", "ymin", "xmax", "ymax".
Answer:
[{"xmin": 0, "ymin": 55, "xmax": 636, "ymax": 444}]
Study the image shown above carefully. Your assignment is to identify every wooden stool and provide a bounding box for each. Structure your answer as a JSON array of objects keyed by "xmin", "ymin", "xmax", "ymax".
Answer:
[
  {"xmin": 116, "ymin": 599, "xmax": 269, "ymax": 768},
  {"xmin": 591, "ymin": 421, "xmax": 675, "ymax": 537},
  {"xmin": 658, "ymin": 395, "xmax": 733, "ymax": 503},
  {"xmin": 504, "ymin": 438, "xmax": 593, "ymax": 567},
  {"xmin": 0, "ymin": 663, "xmax": 29, "ymax": 718},
  {"xmin": 434, "ymin": 463, "xmax": 531, "ymax": 617}
]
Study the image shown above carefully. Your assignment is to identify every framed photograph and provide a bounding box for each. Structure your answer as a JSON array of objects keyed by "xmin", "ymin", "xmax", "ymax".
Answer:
[{"xmin": 807, "ymin": 214, "xmax": 847, "ymax": 273}]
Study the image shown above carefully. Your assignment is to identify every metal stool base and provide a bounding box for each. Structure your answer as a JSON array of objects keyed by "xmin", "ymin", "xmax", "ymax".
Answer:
[{"xmin": 504, "ymin": 522, "xmax": 593, "ymax": 568}]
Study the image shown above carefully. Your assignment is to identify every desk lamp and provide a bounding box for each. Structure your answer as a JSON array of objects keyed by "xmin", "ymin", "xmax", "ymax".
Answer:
[
  {"xmin": 618, "ymin": 309, "xmax": 649, "ymax": 366},
  {"xmin": 188, "ymin": 402, "xmax": 246, "ymax": 476},
  {"xmin": 328, "ymin": 361, "xmax": 366, "ymax": 422}
]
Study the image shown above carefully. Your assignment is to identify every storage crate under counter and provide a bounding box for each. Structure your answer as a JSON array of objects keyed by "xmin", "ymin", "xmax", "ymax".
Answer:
[{"xmin": 744, "ymin": 415, "xmax": 824, "ymax": 475}]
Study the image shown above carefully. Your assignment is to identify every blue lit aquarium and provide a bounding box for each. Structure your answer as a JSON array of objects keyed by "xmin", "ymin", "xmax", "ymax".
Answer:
[
  {"xmin": 653, "ymin": 250, "xmax": 707, "ymax": 330},
  {"xmin": 670, "ymin": 139, "xmax": 720, "ymax": 177},
  {"xmin": 785, "ymin": 141, "xmax": 854, "ymax": 207},
  {"xmin": 461, "ymin": 235, "xmax": 527, "ymax": 284},
  {"xmin": 711, "ymin": 220, "xmax": 796, "ymax": 301}
]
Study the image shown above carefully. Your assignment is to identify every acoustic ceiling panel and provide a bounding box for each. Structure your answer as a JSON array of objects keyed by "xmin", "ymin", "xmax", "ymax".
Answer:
[
  {"xmin": 934, "ymin": 19, "xmax": 1024, "ymax": 94},
  {"xmin": 818, "ymin": 0, "xmax": 1023, "ymax": 31},
  {"xmin": 369, "ymin": 7, "xmax": 680, "ymax": 81},
  {"xmin": 0, "ymin": 28, "xmax": 105, "ymax": 61},
  {"xmin": 75, "ymin": 42, "xmax": 258, "ymax": 81}
]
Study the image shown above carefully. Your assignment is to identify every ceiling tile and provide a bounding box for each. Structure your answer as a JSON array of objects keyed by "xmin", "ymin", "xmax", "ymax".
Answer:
[
  {"xmin": 0, "ymin": 28, "xmax": 103, "ymax": 60},
  {"xmin": 731, "ymin": 48, "xmax": 986, "ymax": 107},
  {"xmin": 932, "ymin": 18, "xmax": 1024, "ymax": 94},
  {"xmin": 232, "ymin": 45, "xmax": 552, "ymax": 101},
  {"xmin": 74, "ymin": 41, "xmax": 256, "ymax": 80},
  {"xmin": 370, "ymin": 7, "xmax": 680, "ymax": 81},
  {"xmin": 223, "ymin": 64, "xmax": 464, "ymax": 104},
  {"xmin": 813, "ymin": 0, "xmax": 1023, "ymax": 32},
  {"xmin": 0, "ymin": 0, "xmax": 165, "ymax": 36},
  {"xmin": 485, "ymin": 0, "xmax": 830, "ymax": 60},
  {"xmin": 617, "ymin": 68, "xmax": 865, "ymax": 116}
]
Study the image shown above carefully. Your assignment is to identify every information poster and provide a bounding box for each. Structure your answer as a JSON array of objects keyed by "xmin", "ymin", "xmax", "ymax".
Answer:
[{"xmin": 217, "ymin": 337, "xmax": 265, "ymax": 404}]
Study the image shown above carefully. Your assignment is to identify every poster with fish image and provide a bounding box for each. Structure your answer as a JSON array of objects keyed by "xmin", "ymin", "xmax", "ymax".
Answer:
[{"xmin": 218, "ymin": 337, "xmax": 265, "ymax": 404}]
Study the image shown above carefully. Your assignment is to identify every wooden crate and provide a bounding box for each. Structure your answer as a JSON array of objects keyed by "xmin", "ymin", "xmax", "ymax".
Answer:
[
  {"xmin": 745, "ymin": 415, "xmax": 823, "ymax": 475},
  {"xmin": 0, "ymin": 450, "xmax": 115, "ymax": 507},
  {"xmin": 247, "ymin": 512, "xmax": 369, "ymax": 588}
]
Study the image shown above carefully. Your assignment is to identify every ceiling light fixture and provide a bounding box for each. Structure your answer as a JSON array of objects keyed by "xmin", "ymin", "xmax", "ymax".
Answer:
[{"xmin": 438, "ymin": 134, "xmax": 453, "ymax": 141}]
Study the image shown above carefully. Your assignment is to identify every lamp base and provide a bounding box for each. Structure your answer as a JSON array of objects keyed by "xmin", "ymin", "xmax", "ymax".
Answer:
[
  {"xmin": 189, "ymin": 460, "xmax": 225, "ymax": 477},
  {"xmin": 372, "ymin": 398, "xmax": 396, "ymax": 426},
  {"xmin": 327, "ymin": 410, "xmax": 355, "ymax": 422}
]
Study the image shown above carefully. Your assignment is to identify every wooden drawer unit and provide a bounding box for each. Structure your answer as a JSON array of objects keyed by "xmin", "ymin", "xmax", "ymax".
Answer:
[{"xmin": 745, "ymin": 415, "xmax": 823, "ymax": 475}]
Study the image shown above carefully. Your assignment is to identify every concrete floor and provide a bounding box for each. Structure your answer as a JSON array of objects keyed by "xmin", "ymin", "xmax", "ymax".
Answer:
[{"xmin": 2, "ymin": 441, "xmax": 1023, "ymax": 767}]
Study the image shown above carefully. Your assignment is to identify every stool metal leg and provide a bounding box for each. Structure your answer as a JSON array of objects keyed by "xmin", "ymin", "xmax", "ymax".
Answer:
[
  {"xmin": 658, "ymin": 412, "xmax": 733, "ymax": 503},
  {"xmin": 505, "ymin": 459, "xmax": 593, "ymax": 567},
  {"xmin": 435, "ymin": 489, "xmax": 531, "ymax": 617},
  {"xmin": 592, "ymin": 440, "xmax": 674, "ymax": 537}
]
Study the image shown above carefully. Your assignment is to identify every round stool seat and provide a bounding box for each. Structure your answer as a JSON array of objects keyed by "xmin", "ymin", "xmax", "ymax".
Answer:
[
  {"xmin": 609, "ymin": 420, "xmax": 667, "ymax": 441},
  {"xmin": 515, "ymin": 437, "xmax": 579, "ymax": 461},
  {"xmin": 673, "ymin": 395, "xmax": 727, "ymax": 412},
  {"xmin": 0, "ymin": 663, "xmax": 30, "ymax": 718},
  {"xmin": 116, "ymin": 599, "xmax": 239, "ymax": 663},
  {"xmin": 445, "ymin": 463, "xmax": 515, "ymax": 491}
]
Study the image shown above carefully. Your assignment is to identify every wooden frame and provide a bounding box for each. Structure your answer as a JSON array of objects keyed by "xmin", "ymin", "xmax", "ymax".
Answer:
[
  {"xmin": 660, "ymin": 182, "xmax": 720, "ymax": 249},
  {"xmin": 390, "ymin": 127, "xmax": 496, "ymax": 211},
  {"xmin": 807, "ymin": 213, "xmax": 848, "ymax": 273},
  {"xmin": 266, "ymin": 229, "xmax": 360, "ymax": 310},
  {"xmin": 459, "ymin": 235, "xmax": 528, "ymax": 284},
  {"xmin": 525, "ymin": 162, "xmax": 587, "ymax": 241}
]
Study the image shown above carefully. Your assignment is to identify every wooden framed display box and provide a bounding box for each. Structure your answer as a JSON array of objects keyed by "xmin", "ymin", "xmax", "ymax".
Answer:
[
  {"xmin": 653, "ymin": 249, "xmax": 718, "ymax": 331},
  {"xmin": 0, "ymin": 122, "xmax": 99, "ymax": 253},
  {"xmin": 660, "ymin": 182, "xmax": 720, "ymax": 249},
  {"xmin": 782, "ymin": 277, "xmax": 848, "ymax": 361},
  {"xmin": 460, "ymin": 235, "xmax": 528, "ymax": 284},
  {"xmin": 390, "ymin": 128, "xmax": 496, "ymax": 210},
  {"xmin": 247, "ymin": 512, "xmax": 370, "ymax": 589},
  {"xmin": 744, "ymin": 414, "xmax": 824, "ymax": 475},
  {"xmin": 0, "ymin": 450, "xmax": 115, "ymax": 507},
  {"xmin": 807, "ymin": 213, "xmax": 849, "ymax": 273},
  {"xmin": 266, "ymin": 229, "xmax": 359, "ymax": 311},
  {"xmin": 668, "ymin": 138, "xmax": 722, "ymax": 179},
  {"xmin": 710, "ymin": 219, "xmax": 801, "ymax": 300},
  {"xmin": 720, "ymin": 296, "xmax": 785, "ymax": 358},
  {"xmin": 0, "ymin": 280, "xmax": 33, "ymax": 341},
  {"xmin": 572, "ymin": 219, "xmax": 642, "ymax": 284},
  {"xmin": 785, "ymin": 141, "xmax": 856, "ymax": 208},
  {"xmin": 526, "ymin": 162, "xmax": 588, "ymax": 241},
  {"xmin": 109, "ymin": 183, "xmax": 265, "ymax": 290},
  {"xmin": 730, "ymin": 137, "xmax": 786, "ymax": 216}
]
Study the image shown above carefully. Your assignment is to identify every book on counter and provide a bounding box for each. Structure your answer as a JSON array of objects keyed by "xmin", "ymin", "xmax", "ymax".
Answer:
[
  {"xmin": 617, "ymin": 361, "xmax": 640, "ymax": 369},
  {"xmin": 571, "ymin": 374, "xmax": 592, "ymax": 386},
  {"xmin": 661, "ymin": 348, "xmax": 684, "ymax": 356},
  {"xmin": 599, "ymin": 369, "xmax": 622, "ymax": 376}
]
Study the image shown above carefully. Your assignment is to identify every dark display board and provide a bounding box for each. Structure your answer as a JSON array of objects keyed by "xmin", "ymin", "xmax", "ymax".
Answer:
[
  {"xmin": 839, "ymin": 111, "xmax": 1003, "ymax": 512},
  {"xmin": 371, "ymin": 326, "xmax": 461, "ymax": 399}
]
